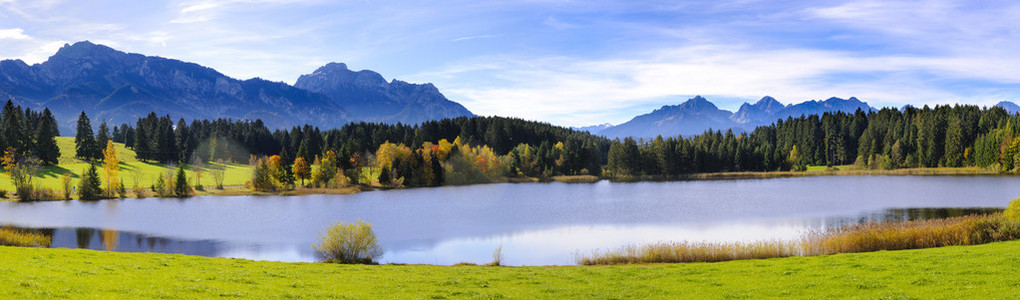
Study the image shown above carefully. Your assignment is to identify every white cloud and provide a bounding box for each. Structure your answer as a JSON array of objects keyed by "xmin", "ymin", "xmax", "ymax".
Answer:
[
  {"xmin": 420, "ymin": 40, "xmax": 1020, "ymax": 127},
  {"xmin": 0, "ymin": 28, "xmax": 30, "ymax": 40}
]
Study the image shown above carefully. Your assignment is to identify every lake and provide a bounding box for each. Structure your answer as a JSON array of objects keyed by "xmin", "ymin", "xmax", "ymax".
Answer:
[{"xmin": 1, "ymin": 175, "xmax": 1017, "ymax": 265}]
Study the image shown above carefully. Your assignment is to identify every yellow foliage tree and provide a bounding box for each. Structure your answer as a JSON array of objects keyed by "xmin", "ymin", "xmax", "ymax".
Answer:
[
  {"xmin": 293, "ymin": 156, "xmax": 311, "ymax": 186},
  {"xmin": 102, "ymin": 140, "xmax": 119, "ymax": 197}
]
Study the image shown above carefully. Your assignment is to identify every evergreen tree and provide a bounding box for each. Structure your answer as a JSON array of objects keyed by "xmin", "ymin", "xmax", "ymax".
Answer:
[
  {"xmin": 96, "ymin": 120, "xmax": 110, "ymax": 150},
  {"xmin": 78, "ymin": 164, "xmax": 104, "ymax": 200},
  {"xmin": 2, "ymin": 100, "xmax": 28, "ymax": 155},
  {"xmin": 34, "ymin": 108, "xmax": 60, "ymax": 165},
  {"xmin": 174, "ymin": 164, "xmax": 190, "ymax": 197},
  {"xmin": 112, "ymin": 125, "xmax": 122, "ymax": 143},
  {"xmin": 75, "ymin": 111, "xmax": 99, "ymax": 160}
]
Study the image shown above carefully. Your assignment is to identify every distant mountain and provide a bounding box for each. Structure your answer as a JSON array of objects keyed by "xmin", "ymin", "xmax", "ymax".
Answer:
[
  {"xmin": 600, "ymin": 96, "xmax": 738, "ymax": 139},
  {"xmin": 730, "ymin": 96, "xmax": 785, "ymax": 125},
  {"xmin": 774, "ymin": 97, "xmax": 872, "ymax": 121},
  {"xmin": 996, "ymin": 101, "xmax": 1020, "ymax": 114},
  {"xmin": 573, "ymin": 123, "xmax": 613, "ymax": 134},
  {"xmin": 294, "ymin": 63, "xmax": 473, "ymax": 124},
  {"xmin": 0, "ymin": 41, "xmax": 474, "ymax": 134},
  {"xmin": 602, "ymin": 95, "xmax": 875, "ymax": 139}
]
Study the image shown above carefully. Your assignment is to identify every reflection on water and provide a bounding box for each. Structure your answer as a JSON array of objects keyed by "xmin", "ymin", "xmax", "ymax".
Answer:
[{"xmin": 0, "ymin": 176, "xmax": 1017, "ymax": 265}]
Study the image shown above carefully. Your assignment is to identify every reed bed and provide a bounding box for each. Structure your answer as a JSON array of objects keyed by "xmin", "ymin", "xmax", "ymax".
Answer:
[
  {"xmin": 578, "ymin": 213, "xmax": 1020, "ymax": 265},
  {"xmin": 0, "ymin": 226, "xmax": 51, "ymax": 247}
]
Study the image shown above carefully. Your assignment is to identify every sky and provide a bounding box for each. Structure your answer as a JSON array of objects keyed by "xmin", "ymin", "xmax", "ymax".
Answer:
[{"xmin": 1, "ymin": 0, "xmax": 1019, "ymax": 127}]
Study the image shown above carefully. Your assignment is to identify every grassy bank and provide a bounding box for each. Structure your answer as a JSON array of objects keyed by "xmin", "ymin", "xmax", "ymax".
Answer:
[
  {"xmin": 578, "ymin": 213, "xmax": 1020, "ymax": 265},
  {"xmin": 2, "ymin": 241, "xmax": 1020, "ymax": 298}
]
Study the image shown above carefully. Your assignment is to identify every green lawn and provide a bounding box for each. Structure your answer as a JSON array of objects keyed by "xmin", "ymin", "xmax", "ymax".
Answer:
[
  {"xmin": 2, "ymin": 241, "xmax": 1020, "ymax": 298},
  {"xmin": 0, "ymin": 137, "xmax": 250, "ymax": 193}
]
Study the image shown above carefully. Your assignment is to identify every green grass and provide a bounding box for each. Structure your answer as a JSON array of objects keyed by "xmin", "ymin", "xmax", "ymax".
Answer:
[
  {"xmin": 2, "ymin": 241, "xmax": 1020, "ymax": 298},
  {"xmin": 0, "ymin": 137, "xmax": 250, "ymax": 196}
]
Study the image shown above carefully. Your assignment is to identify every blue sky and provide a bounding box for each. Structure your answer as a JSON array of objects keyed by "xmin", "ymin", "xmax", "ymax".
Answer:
[{"xmin": 1, "ymin": 0, "xmax": 1019, "ymax": 127}]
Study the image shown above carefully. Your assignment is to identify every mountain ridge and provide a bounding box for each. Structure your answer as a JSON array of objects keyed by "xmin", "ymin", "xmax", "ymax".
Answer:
[
  {"xmin": 0, "ymin": 41, "xmax": 473, "ymax": 134},
  {"xmin": 587, "ymin": 95, "xmax": 876, "ymax": 139}
]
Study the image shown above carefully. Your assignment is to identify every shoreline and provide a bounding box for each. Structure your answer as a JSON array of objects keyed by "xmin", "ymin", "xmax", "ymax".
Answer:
[{"xmin": 2, "ymin": 167, "xmax": 1008, "ymax": 202}]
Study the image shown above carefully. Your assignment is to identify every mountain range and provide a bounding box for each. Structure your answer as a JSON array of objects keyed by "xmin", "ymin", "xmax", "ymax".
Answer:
[
  {"xmin": 0, "ymin": 41, "xmax": 473, "ymax": 134},
  {"xmin": 594, "ymin": 96, "xmax": 876, "ymax": 139}
]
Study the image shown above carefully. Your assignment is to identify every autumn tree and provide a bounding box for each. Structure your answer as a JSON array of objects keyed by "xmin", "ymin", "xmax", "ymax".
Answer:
[
  {"xmin": 102, "ymin": 140, "xmax": 120, "ymax": 198},
  {"xmin": 292, "ymin": 156, "xmax": 311, "ymax": 187},
  {"xmin": 2, "ymin": 147, "xmax": 37, "ymax": 201}
]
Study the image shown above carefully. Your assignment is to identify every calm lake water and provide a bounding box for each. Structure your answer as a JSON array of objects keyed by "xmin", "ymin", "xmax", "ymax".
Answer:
[{"xmin": 1, "ymin": 176, "xmax": 1017, "ymax": 265}]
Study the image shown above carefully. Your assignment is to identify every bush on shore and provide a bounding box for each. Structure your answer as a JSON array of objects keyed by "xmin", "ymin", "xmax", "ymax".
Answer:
[{"xmin": 313, "ymin": 220, "xmax": 383, "ymax": 264}]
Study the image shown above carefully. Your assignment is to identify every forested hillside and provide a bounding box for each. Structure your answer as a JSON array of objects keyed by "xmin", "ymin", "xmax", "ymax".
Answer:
[{"xmin": 604, "ymin": 105, "xmax": 1020, "ymax": 176}]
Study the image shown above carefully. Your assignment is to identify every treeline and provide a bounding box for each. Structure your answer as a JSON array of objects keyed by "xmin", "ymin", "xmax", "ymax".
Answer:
[
  {"xmin": 279, "ymin": 117, "xmax": 610, "ymax": 177},
  {"xmin": 605, "ymin": 105, "xmax": 1020, "ymax": 176},
  {"xmin": 0, "ymin": 100, "xmax": 59, "ymax": 164},
  {"xmin": 106, "ymin": 115, "xmax": 610, "ymax": 180}
]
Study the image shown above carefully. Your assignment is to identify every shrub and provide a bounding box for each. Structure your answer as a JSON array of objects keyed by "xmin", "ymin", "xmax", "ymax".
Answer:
[
  {"xmin": 30, "ymin": 187, "xmax": 62, "ymax": 201},
  {"xmin": 489, "ymin": 245, "xmax": 504, "ymax": 266},
  {"xmin": 133, "ymin": 186, "xmax": 148, "ymax": 198},
  {"xmin": 1005, "ymin": 198, "xmax": 1020, "ymax": 221},
  {"xmin": 0, "ymin": 189, "xmax": 6, "ymax": 198},
  {"xmin": 313, "ymin": 220, "xmax": 383, "ymax": 264},
  {"xmin": 60, "ymin": 174, "xmax": 73, "ymax": 200}
]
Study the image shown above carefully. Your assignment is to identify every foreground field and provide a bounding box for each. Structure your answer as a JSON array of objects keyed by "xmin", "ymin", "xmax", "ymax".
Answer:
[{"xmin": 2, "ymin": 241, "xmax": 1020, "ymax": 298}]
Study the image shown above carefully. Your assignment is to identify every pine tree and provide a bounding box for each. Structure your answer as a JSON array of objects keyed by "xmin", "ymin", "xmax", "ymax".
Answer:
[
  {"xmin": 2, "ymin": 100, "xmax": 28, "ymax": 154},
  {"xmin": 75, "ymin": 111, "xmax": 98, "ymax": 160},
  {"xmin": 174, "ymin": 164, "xmax": 190, "ymax": 197},
  {"xmin": 78, "ymin": 164, "xmax": 104, "ymax": 200},
  {"xmin": 96, "ymin": 120, "xmax": 110, "ymax": 151},
  {"xmin": 34, "ymin": 108, "xmax": 60, "ymax": 165}
]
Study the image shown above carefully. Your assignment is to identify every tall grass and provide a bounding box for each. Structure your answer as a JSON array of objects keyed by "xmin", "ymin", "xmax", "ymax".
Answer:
[
  {"xmin": 0, "ymin": 226, "xmax": 51, "ymax": 247},
  {"xmin": 578, "ymin": 213, "xmax": 1020, "ymax": 265}
]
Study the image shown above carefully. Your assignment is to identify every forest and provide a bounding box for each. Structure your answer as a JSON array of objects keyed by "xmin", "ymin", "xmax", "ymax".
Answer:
[
  {"xmin": 605, "ymin": 105, "xmax": 1020, "ymax": 176},
  {"xmin": 9, "ymin": 101, "xmax": 1020, "ymax": 191}
]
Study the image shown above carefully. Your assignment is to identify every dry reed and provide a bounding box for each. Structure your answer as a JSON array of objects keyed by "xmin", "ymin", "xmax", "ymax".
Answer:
[
  {"xmin": 578, "ymin": 213, "xmax": 1020, "ymax": 265},
  {"xmin": 0, "ymin": 226, "xmax": 51, "ymax": 247}
]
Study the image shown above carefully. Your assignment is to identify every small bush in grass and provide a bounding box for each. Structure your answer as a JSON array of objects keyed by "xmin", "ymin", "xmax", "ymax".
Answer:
[
  {"xmin": 488, "ymin": 245, "xmax": 504, "ymax": 266},
  {"xmin": 1005, "ymin": 197, "xmax": 1020, "ymax": 221},
  {"xmin": 313, "ymin": 220, "xmax": 383, "ymax": 264},
  {"xmin": 0, "ymin": 189, "xmax": 7, "ymax": 198}
]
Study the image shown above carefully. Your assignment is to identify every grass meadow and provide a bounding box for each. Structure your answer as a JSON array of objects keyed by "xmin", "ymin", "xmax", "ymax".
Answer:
[
  {"xmin": 0, "ymin": 137, "xmax": 250, "ymax": 199},
  {"xmin": 2, "ymin": 240, "xmax": 1020, "ymax": 298}
]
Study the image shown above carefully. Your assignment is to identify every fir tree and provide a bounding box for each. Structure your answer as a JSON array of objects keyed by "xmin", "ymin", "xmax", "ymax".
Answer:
[
  {"xmin": 174, "ymin": 164, "xmax": 190, "ymax": 197},
  {"xmin": 78, "ymin": 164, "xmax": 104, "ymax": 200},
  {"xmin": 34, "ymin": 108, "xmax": 60, "ymax": 165},
  {"xmin": 2, "ymin": 100, "xmax": 28, "ymax": 155},
  {"xmin": 75, "ymin": 111, "xmax": 99, "ymax": 160},
  {"xmin": 96, "ymin": 120, "xmax": 110, "ymax": 151}
]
